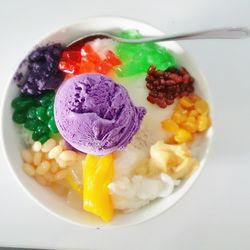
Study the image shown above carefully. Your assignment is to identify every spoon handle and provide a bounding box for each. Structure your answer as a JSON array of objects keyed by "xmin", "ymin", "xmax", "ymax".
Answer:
[{"xmin": 114, "ymin": 27, "xmax": 250, "ymax": 43}]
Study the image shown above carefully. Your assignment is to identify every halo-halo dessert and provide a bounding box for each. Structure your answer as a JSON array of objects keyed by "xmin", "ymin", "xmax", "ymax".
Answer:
[{"xmin": 10, "ymin": 29, "xmax": 211, "ymax": 222}]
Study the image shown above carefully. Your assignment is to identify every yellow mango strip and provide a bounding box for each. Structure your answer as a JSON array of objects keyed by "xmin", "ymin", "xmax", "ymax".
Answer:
[{"xmin": 83, "ymin": 154, "xmax": 114, "ymax": 222}]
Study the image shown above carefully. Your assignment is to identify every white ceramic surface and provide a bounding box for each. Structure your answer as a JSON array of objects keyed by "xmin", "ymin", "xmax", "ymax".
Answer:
[{"xmin": 0, "ymin": 16, "xmax": 212, "ymax": 228}]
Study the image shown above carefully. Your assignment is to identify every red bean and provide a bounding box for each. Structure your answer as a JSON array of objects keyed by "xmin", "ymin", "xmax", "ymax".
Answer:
[{"xmin": 145, "ymin": 66, "xmax": 195, "ymax": 108}]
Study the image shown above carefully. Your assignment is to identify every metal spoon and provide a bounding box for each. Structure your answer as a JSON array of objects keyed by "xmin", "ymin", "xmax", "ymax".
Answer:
[{"xmin": 68, "ymin": 27, "xmax": 250, "ymax": 46}]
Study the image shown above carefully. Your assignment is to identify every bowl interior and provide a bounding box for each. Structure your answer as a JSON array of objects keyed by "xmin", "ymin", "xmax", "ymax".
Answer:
[{"xmin": 1, "ymin": 16, "xmax": 213, "ymax": 228}]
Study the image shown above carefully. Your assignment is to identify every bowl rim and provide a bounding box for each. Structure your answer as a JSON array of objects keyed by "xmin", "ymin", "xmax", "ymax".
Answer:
[{"xmin": 0, "ymin": 15, "xmax": 214, "ymax": 229}]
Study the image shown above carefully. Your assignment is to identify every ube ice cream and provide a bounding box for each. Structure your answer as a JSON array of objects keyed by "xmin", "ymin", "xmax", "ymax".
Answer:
[{"xmin": 54, "ymin": 73, "xmax": 146, "ymax": 155}]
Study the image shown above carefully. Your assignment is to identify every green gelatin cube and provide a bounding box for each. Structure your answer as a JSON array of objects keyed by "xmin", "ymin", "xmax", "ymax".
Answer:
[
  {"xmin": 115, "ymin": 30, "xmax": 177, "ymax": 77},
  {"xmin": 11, "ymin": 95, "xmax": 35, "ymax": 111},
  {"xmin": 38, "ymin": 91, "xmax": 55, "ymax": 107},
  {"xmin": 116, "ymin": 43, "xmax": 142, "ymax": 62},
  {"xmin": 48, "ymin": 117, "xmax": 58, "ymax": 133},
  {"xmin": 24, "ymin": 119, "xmax": 40, "ymax": 131},
  {"xmin": 26, "ymin": 106, "xmax": 37, "ymax": 120},
  {"xmin": 39, "ymin": 134, "xmax": 50, "ymax": 144},
  {"xmin": 46, "ymin": 103, "xmax": 54, "ymax": 117},
  {"xmin": 36, "ymin": 107, "xmax": 48, "ymax": 121},
  {"xmin": 12, "ymin": 110, "xmax": 27, "ymax": 124}
]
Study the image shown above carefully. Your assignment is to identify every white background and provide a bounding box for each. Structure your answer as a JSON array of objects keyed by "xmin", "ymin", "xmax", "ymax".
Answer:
[{"xmin": 0, "ymin": 0, "xmax": 250, "ymax": 249}]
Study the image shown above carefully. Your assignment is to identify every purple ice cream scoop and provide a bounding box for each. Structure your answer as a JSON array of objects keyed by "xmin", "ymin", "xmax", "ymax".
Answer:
[{"xmin": 54, "ymin": 73, "xmax": 146, "ymax": 155}]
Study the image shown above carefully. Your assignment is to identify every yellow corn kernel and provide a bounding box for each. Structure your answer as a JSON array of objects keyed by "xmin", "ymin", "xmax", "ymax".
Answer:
[
  {"xmin": 179, "ymin": 96, "xmax": 194, "ymax": 109},
  {"xmin": 172, "ymin": 110, "xmax": 187, "ymax": 125},
  {"xmin": 195, "ymin": 99, "xmax": 209, "ymax": 114},
  {"xmin": 182, "ymin": 116, "xmax": 198, "ymax": 133},
  {"xmin": 161, "ymin": 119, "xmax": 179, "ymax": 133},
  {"xmin": 176, "ymin": 104, "xmax": 189, "ymax": 115},
  {"xmin": 83, "ymin": 154, "xmax": 114, "ymax": 222},
  {"xmin": 189, "ymin": 109, "xmax": 200, "ymax": 118},
  {"xmin": 174, "ymin": 129, "xmax": 192, "ymax": 144},
  {"xmin": 197, "ymin": 114, "xmax": 210, "ymax": 132}
]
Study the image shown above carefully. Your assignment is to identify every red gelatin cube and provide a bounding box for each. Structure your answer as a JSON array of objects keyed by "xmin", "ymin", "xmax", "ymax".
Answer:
[
  {"xmin": 79, "ymin": 62, "xmax": 96, "ymax": 73},
  {"xmin": 60, "ymin": 51, "xmax": 81, "ymax": 63},
  {"xmin": 105, "ymin": 50, "xmax": 122, "ymax": 66},
  {"xmin": 81, "ymin": 44, "xmax": 102, "ymax": 65},
  {"xmin": 67, "ymin": 51, "xmax": 81, "ymax": 61},
  {"xmin": 97, "ymin": 62, "xmax": 113, "ymax": 74},
  {"xmin": 59, "ymin": 51, "xmax": 82, "ymax": 74},
  {"xmin": 59, "ymin": 61, "xmax": 75, "ymax": 74}
]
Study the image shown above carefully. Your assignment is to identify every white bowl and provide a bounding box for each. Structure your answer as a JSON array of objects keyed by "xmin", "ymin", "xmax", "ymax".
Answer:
[{"xmin": 0, "ymin": 16, "xmax": 213, "ymax": 228}]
